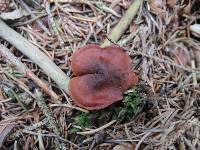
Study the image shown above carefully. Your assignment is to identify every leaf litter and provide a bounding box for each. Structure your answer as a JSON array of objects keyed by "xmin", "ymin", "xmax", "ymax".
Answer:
[{"xmin": 0, "ymin": 0, "xmax": 200, "ymax": 149}]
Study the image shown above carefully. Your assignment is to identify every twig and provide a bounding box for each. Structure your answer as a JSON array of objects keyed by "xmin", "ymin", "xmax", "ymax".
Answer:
[
  {"xmin": 46, "ymin": 2, "xmax": 65, "ymax": 48},
  {"xmin": 182, "ymin": 136, "xmax": 196, "ymax": 150},
  {"xmin": 135, "ymin": 132, "xmax": 151, "ymax": 150},
  {"xmin": 0, "ymin": 19, "xmax": 70, "ymax": 92},
  {"xmin": 117, "ymin": 29, "xmax": 139, "ymax": 46},
  {"xmin": 155, "ymin": 118, "xmax": 198, "ymax": 150},
  {"xmin": 50, "ymin": 104, "xmax": 89, "ymax": 113},
  {"xmin": 128, "ymin": 49, "xmax": 200, "ymax": 73},
  {"xmin": 0, "ymin": 44, "xmax": 59, "ymax": 100},
  {"xmin": 77, "ymin": 120, "xmax": 116, "ymax": 135},
  {"xmin": 101, "ymin": 0, "xmax": 143, "ymax": 47},
  {"xmin": 35, "ymin": 89, "xmax": 66, "ymax": 150},
  {"xmin": 194, "ymin": 49, "xmax": 200, "ymax": 68},
  {"xmin": 22, "ymin": 129, "xmax": 80, "ymax": 148},
  {"xmin": 24, "ymin": 118, "xmax": 48, "ymax": 131},
  {"xmin": 94, "ymin": 2, "xmax": 121, "ymax": 18},
  {"xmin": 16, "ymin": 0, "xmax": 51, "ymax": 36},
  {"xmin": 12, "ymin": 13, "xmax": 48, "ymax": 27},
  {"xmin": 1, "ymin": 69, "xmax": 36, "ymax": 99},
  {"xmin": 191, "ymin": 60, "xmax": 197, "ymax": 87},
  {"xmin": 10, "ymin": 89, "xmax": 28, "ymax": 112},
  {"xmin": 38, "ymin": 130, "xmax": 45, "ymax": 150}
]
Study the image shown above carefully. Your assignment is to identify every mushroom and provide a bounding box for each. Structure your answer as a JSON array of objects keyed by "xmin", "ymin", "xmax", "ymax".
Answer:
[{"xmin": 69, "ymin": 44, "xmax": 138, "ymax": 110}]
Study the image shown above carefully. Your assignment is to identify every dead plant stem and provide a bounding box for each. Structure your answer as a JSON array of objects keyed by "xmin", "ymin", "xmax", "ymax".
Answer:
[{"xmin": 101, "ymin": 0, "xmax": 143, "ymax": 47}]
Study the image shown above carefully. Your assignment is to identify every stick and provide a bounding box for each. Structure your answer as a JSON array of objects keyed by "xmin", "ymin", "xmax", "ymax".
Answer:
[
  {"xmin": 0, "ymin": 19, "xmax": 70, "ymax": 92},
  {"xmin": 0, "ymin": 44, "xmax": 59, "ymax": 100},
  {"xmin": 101, "ymin": 0, "xmax": 143, "ymax": 47}
]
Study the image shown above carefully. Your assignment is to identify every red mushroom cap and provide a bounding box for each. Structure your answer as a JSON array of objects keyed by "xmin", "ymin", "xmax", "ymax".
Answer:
[{"xmin": 69, "ymin": 44, "xmax": 138, "ymax": 110}]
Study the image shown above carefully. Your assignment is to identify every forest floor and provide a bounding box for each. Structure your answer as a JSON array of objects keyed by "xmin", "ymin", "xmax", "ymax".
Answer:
[{"xmin": 0, "ymin": 0, "xmax": 200, "ymax": 149}]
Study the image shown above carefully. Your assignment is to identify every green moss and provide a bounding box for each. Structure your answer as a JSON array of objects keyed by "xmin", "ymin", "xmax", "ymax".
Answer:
[
  {"xmin": 123, "ymin": 89, "xmax": 141, "ymax": 114},
  {"xmin": 116, "ymin": 89, "xmax": 142, "ymax": 123},
  {"xmin": 74, "ymin": 112, "xmax": 90, "ymax": 128},
  {"xmin": 71, "ymin": 88, "xmax": 142, "ymax": 129}
]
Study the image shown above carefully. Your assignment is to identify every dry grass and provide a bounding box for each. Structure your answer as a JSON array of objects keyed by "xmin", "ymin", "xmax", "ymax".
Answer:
[{"xmin": 0, "ymin": 0, "xmax": 200, "ymax": 149}]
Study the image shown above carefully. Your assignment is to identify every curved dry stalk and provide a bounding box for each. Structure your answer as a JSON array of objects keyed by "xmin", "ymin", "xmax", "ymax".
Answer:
[
  {"xmin": 0, "ymin": 19, "xmax": 69, "ymax": 92},
  {"xmin": 77, "ymin": 120, "xmax": 116, "ymax": 135},
  {"xmin": 50, "ymin": 104, "xmax": 89, "ymax": 113}
]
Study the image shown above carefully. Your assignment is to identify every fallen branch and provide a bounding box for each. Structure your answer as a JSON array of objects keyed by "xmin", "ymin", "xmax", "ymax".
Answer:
[
  {"xmin": 0, "ymin": 19, "xmax": 69, "ymax": 92},
  {"xmin": 101, "ymin": 0, "xmax": 143, "ymax": 47},
  {"xmin": 0, "ymin": 44, "xmax": 59, "ymax": 100}
]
